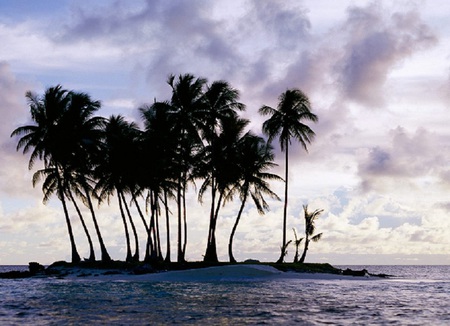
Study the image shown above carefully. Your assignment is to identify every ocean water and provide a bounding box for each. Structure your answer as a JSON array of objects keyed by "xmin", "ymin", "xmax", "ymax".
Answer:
[{"xmin": 0, "ymin": 265, "xmax": 449, "ymax": 325}]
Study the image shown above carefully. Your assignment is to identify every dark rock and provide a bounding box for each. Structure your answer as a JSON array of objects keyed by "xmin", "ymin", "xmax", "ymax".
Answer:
[
  {"xmin": 342, "ymin": 268, "xmax": 368, "ymax": 277},
  {"xmin": 29, "ymin": 262, "xmax": 45, "ymax": 275},
  {"xmin": 368, "ymin": 273, "xmax": 392, "ymax": 278},
  {"xmin": 0, "ymin": 262, "xmax": 45, "ymax": 279}
]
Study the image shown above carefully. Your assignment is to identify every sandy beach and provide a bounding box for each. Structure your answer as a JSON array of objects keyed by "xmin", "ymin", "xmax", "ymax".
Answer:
[{"xmin": 46, "ymin": 264, "xmax": 376, "ymax": 282}]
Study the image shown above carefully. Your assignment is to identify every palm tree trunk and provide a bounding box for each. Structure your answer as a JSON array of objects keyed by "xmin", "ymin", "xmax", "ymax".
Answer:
[
  {"xmin": 61, "ymin": 197, "xmax": 81, "ymax": 264},
  {"xmin": 144, "ymin": 190, "xmax": 158, "ymax": 262},
  {"xmin": 68, "ymin": 189, "xmax": 95, "ymax": 261},
  {"xmin": 205, "ymin": 179, "xmax": 216, "ymax": 256},
  {"xmin": 117, "ymin": 189, "xmax": 132, "ymax": 262},
  {"xmin": 277, "ymin": 140, "xmax": 289, "ymax": 263},
  {"xmin": 121, "ymin": 192, "xmax": 139, "ymax": 262},
  {"xmin": 182, "ymin": 184, "xmax": 188, "ymax": 260},
  {"xmin": 150, "ymin": 191, "xmax": 159, "ymax": 260},
  {"xmin": 299, "ymin": 238, "xmax": 309, "ymax": 263},
  {"xmin": 164, "ymin": 189, "xmax": 171, "ymax": 263},
  {"xmin": 132, "ymin": 194, "xmax": 149, "ymax": 232},
  {"xmin": 144, "ymin": 191, "xmax": 154, "ymax": 263},
  {"xmin": 176, "ymin": 178, "xmax": 184, "ymax": 262},
  {"xmin": 56, "ymin": 171, "xmax": 81, "ymax": 264},
  {"xmin": 154, "ymin": 195, "xmax": 163, "ymax": 261},
  {"xmin": 228, "ymin": 193, "xmax": 247, "ymax": 263},
  {"xmin": 293, "ymin": 228, "xmax": 299, "ymax": 263},
  {"xmin": 204, "ymin": 191, "xmax": 223, "ymax": 262},
  {"xmin": 83, "ymin": 184, "xmax": 111, "ymax": 262}
]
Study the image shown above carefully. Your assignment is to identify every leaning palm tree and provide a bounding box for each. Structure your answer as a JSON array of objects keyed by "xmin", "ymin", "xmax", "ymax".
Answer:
[
  {"xmin": 11, "ymin": 86, "xmax": 81, "ymax": 263},
  {"xmin": 33, "ymin": 166, "xmax": 96, "ymax": 262},
  {"xmin": 299, "ymin": 205, "xmax": 323, "ymax": 263},
  {"xmin": 61, "ymin": 91, "xmax": 112, "ymax": 262},
  {"xmin": 228, "ymin": 135, "xmax": 281, "ymax": 263},
  {"xmin": 66, "ymin": 186, "xmax": 96, "ymax": 262},
  {"xmin": 259, "ymin": 89, "xmax": 318, "ymax": 263},
  {"xmin": 292, "ymin": 228, "xmax": 303, "ymax": 263}
]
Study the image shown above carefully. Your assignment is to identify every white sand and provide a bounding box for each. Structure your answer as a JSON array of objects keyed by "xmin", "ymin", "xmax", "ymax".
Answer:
[{"xmin": 51, "ymin": 264, "xmax": 377, "ymax": 282}]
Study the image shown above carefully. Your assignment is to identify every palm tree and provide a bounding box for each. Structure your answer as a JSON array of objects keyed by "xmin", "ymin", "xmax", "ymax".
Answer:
[
  {"xmin": 200, "ymin": 80, "xmax": 245, "ymax": 140},
  {"xmin": 228, "ymin": 136, "xmax": 282, "ymax": 263},
  {"xmin": 11, "ymin": 86, "xmax": 81, "ymax": 263},
  {"xmin": 140, "ymin": 102, "xmax": 178, "ymax": 262},
  {"xmin": 292, "ymin": 228, "xmax": 303, "ymax": 263},
  {"xmin": 34, "ymin": 165, "xmax": 97, "ymax": 261},
  {"xmin": 259, "ymin": 89, "xmax": 318, "ymax": 263},
  {"xmin": 94, "ymin": 115, "xmax": 140, "ymax": 262},
  {"xmin": 167, "ymin": 73, "xmax": 207, "ymax": 263},
  {"xmin": 299, "ymin": 205, "xmax": 323, "ymax": 263},
  {"xmin": 61, "ymin": 91, "xmax": 112, "ymax": 262},
  {"xmin": 193, "ymin": 80, "xmax": 246, "ymax": 263},
  {"xmin": 199, "ymin": 115, "xmax": 249, "ymax": 262},
  {"xmin": 66, "ymin": 186, "xmax": 96, "ymax": 262}
]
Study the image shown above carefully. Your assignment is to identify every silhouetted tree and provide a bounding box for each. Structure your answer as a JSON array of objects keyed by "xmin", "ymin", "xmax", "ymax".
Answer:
[
  {"xmin": 292, "ymin": 228, "xmax": 303, "ymax": 263},
  {"xmin": 299, "ymin": 205, "xmax": 323, "ymax": 263},
  {"xmin": 140, "ymin": 102, "xmax": 178, "ymax": 263},
  {"xmin": 259, "ymin": 89, "xmax": 318, "ymax": 263},
  {"xmin": 167, "ymin": 74, "xmax": 207, "ymax": 262},
  {"xmin": 95, "ymin": 115, "xmax": 140, "ymax": 262},
  {"xmin": 228, "ymin": 136, "xmax": 281, "ymax": 263},
  {"xmin": 33, "ymin": 166, "xmax": 96, "ymax": 262},
  {"xmin": 199, "ymin": 115, "xmax": 249, "ymax": 262},
  {"xmin": 62, "ymin": 91, "xmax": 111, "ymax": 262},
  {"xmin": 11, "ymin": 86, "xmax": 82, "ymax": 263}
]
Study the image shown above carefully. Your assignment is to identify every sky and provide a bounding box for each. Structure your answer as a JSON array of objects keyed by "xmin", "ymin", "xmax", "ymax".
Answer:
[{"xmin": 1, "ymin": 0, "xmax": 449, "ymax": 265}]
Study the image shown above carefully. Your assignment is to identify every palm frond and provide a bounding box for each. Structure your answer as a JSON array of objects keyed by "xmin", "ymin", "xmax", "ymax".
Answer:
[{"xmin": 311, "ymin": 233, "xmax": 323, "ymax": 242}]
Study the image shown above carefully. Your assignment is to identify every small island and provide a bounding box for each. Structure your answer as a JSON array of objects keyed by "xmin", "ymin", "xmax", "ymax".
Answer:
[
  {"xmin": 0, "ymin": 260, "xmax": 391, "ymax": 280},
  {"xmin": 7, "ymin": 78, "xmax": 391, "ymax": 281}
]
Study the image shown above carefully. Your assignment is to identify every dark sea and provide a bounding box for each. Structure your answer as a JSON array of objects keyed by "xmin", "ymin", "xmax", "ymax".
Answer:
[{"xmin": 0, "ymin": 265, "xmax": 449, "ymax": 325}]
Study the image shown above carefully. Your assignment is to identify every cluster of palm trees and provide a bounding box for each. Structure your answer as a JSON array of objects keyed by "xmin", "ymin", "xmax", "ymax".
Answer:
[{"xmin": 11, "ymin": 74, "xmax": 318, "ymax": 264}]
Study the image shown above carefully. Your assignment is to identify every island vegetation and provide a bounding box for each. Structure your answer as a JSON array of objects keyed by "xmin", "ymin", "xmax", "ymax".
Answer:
[{"xmin": 11, "ymin": 73, "xmax": 322, "ymax": 268}]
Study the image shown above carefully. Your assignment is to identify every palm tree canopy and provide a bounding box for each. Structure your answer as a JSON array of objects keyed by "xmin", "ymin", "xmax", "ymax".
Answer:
[
  {"xmin": 236, "ymin": 135, "xmax": 282, "ymax": 214},
  {"xmin": 139, "ymin": 102, "xmax": 178, "ymax": 195},
  {"xmin": 303, "ymin": 204, "xmax": 324, "ymax": 237},
  {"xmin": 259, "ymin": 88, "xmax": 318, "ymax": 152},
  {"xmin": 11, "ymin": 85, "xmax": 105, "ymax": 172},
  {"xmin": 167, "ymin": 73, "xmax": 207, "ymax": 144},
  {"xmin": 11, "ymin": 85, "xmax": 71, "ymax": 169},
  {"xmin": 201, "ymin": 80, "xmax": 245, "ymax": 141},
  {"xmin": 94, "ymin": 115, "xmax": 141, "ymax": 202},
  {"xmin": 197, "ymin": 115, "xmax": 250, "ymax": 203}
]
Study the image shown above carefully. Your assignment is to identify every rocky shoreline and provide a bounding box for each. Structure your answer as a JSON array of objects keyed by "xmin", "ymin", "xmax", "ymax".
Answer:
[{"xmin": 0, "ymin": 261, "xmax": 393, "ymax": 279}]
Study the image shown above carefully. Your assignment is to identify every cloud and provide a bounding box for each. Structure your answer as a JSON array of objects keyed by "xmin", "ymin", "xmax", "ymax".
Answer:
[
  {"xmin": 58, "ymin": 0, "xmax": 242, "ymax": 87},
  {"xmin": 0, "ymin": 62, "xmax": 40, "ymax": 197},
  {"xmin": 309, "ymin": 190, "xmax": 450, "ymax": 256},
  {"xmin": 334, "ymin": 2, "xmax": 437, "ymax": 107},
  {"xmin": 2, "ymin": 1, "xmax": 450, "ymax": 264},
  {"xmin": 249, "ymin": 1, "xmax": 311, "ymax": 49},
  {"xmin": 357, "ymin": 126, "xmax": 448, "ymax": 193}
]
